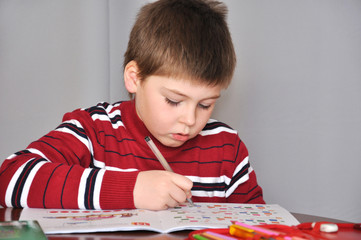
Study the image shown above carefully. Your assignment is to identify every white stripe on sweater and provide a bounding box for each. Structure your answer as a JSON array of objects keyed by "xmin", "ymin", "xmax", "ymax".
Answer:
[
  {"xmin": 5, "ymin": 158, "xmax": 47, "ymax": 208},
  {"xmin": 187, "ymin": 157, "xmax": 251, "ymax": 198},
  {"xmin": 89, "ymin": 105, "xmax": 124, "ymax": 129},
  {"xmin": 55, "ymin": 119, "xmax": 94, "ymax": 157},
  {"xmin": 21, "ymin": 161, "xmax": 47, "ymax": 207},
  {"xmin": 78, "ymin": 169, "xmax": 91, "ymax": 209},
  {"xmin": 93, "ymin": 169, "xmax": 105, "ymax": 210},
  {"xmin": 199, "ymin": 119, "xmax": 237, "ymax": 136}
]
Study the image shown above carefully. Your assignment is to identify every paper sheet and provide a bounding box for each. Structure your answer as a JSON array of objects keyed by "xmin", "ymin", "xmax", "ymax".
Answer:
[{"xmin": 19, "ymin": 203, "xmax": 300, "ymax": 234}]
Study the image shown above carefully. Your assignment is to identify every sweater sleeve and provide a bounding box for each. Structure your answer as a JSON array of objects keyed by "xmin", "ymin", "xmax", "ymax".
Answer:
[
  {"xmin": 226, "ymin": 137, "xmax": 265, "ymax": 204},
  {"xmin": 0, "ymin": 108, "xmax": 138, "ymax": 210}
]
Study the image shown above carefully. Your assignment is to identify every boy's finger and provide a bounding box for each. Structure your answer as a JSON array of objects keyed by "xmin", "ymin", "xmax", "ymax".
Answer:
[
  {"xmin": 168, "ymin": 186, "xmax": 188, "ymax": 205},
  {"xmin": 185, "ymin": 190, "xmax": 193, "ymax": 199},
  {"xmin": 170, "ymin": 172, "xmax": 193, "ymax": 192},
  {"xmin": 165, "ymin": 197, "xmax": 179, "ymax": 208}
]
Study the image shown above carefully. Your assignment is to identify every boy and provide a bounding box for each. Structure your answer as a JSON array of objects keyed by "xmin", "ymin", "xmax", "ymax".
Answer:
[{"xmin": 0, "ymin": 0, "xmax": 264, "ymax": 210}]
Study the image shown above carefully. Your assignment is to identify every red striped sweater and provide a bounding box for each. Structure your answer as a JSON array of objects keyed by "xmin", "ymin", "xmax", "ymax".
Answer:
[{"xmin": 0, "ymin": 100, "xmax": 264, "ymax": 209}]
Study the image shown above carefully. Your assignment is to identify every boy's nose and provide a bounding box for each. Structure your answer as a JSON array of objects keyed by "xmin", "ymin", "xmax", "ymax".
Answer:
[{"xmin": 179, "ymin": 107, "xmax": 196, "ymax": 126}]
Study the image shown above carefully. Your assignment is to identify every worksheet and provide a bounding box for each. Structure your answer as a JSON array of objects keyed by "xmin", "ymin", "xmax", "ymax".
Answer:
[{"xmin": 19, "ymin": 203, "xmax": 300, "ymax": 234}]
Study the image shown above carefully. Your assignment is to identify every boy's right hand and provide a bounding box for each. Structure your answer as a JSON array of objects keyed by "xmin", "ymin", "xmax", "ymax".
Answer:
[{"xmin": 133, "ymin": 170, "xmax": 193, "ymax": 210}]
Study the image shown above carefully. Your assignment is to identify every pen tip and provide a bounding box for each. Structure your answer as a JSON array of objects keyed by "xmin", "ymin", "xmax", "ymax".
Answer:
[
  {"xmin": 145, "ymin": 136, "xmax": 150, "ymax": 141},
  {"xmin": 187, "ymin": 198, "xmax": 195, "ymax": 207}
]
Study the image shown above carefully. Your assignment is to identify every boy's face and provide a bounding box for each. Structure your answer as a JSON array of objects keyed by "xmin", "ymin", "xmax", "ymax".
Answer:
[{"xmin": 134, "ymin": 75, "xmax": 222, "ymax": 147}]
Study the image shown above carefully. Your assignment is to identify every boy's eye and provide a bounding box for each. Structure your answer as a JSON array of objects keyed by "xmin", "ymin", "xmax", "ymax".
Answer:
[
  {"xmin": 165, "ymin": 98, "xmax": 180, "ymax": 106},
  {"xmin": 165, "ymin": 98, "xmax": 212, "ymax": 110},
  {"xmin": 198, "ymin": 103, "xmax": 211, "ymax": 110}
]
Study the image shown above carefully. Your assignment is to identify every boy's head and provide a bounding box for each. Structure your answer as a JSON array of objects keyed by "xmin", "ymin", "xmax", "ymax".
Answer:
[
  {"xmin": 123, "ymin": 0, "xmax": 236, "ymax": 147},
  {"xmin": 123, "ymin": 0, "xmax": 236, "ymax": 92}
]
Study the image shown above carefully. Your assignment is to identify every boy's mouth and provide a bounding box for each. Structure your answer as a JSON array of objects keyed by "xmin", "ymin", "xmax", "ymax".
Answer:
[{"xmin": 172, "ymin": 133, "xmax": 190, "ymax": 142}]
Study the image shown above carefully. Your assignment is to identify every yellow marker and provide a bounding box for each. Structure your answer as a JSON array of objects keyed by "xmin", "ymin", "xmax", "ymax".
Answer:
[{"xmin": 229, "ymin": 224, "xmax": 255, "ymax": 238}]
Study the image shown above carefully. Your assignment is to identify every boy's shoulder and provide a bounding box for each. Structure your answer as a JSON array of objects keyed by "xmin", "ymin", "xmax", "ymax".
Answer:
[
  {"xmin": 62, "ymin": 101, "xmax": 132, "ymax": 124},
  {"xmin": 83, "ymin": 101, "xmax": 128, "ymax": 114},
  {"xmin": 200, "ymin": 119, "xmax": 237, "ymax": 137},
  {"xmin": 189, "ymin": 119, "xmax": 244, "ymax": 153}
]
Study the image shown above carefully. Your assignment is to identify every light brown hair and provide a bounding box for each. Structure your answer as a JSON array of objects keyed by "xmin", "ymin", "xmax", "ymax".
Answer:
[{"xmin": 124, "ymin": 0, "xmax": 236, "ymax": 91}]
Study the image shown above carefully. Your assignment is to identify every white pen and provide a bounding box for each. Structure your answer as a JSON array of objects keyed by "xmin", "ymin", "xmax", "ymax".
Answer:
[{"xmin": 145, "ymin": 136, "xmax": 194, "ymax": 206}]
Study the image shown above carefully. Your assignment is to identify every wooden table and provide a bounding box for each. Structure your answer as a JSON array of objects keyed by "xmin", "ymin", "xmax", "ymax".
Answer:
[{"xmin": 0, "ymin": 208, "xmax": 353, "ymax": 240}]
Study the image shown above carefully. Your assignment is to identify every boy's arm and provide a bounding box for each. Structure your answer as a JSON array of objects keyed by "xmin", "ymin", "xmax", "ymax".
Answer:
[
  {"xmin": 0, "ymin": 154, "xmax": 138, "ymax": 209},
  {"xmin": 226, "ymin": 138, "xmax": 265, "ymax": 204},
  {"xmin": 0, "ymin": 110, "xmax": 138, "ymax": 209}
]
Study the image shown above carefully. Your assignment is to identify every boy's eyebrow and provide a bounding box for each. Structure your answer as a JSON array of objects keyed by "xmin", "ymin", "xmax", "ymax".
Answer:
[{"xmin": 164, "ymin": 87, "xmax": 221, "ymax": 100}]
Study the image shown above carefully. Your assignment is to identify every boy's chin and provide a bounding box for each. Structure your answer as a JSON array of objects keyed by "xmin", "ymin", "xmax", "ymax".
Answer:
[
  {"xmin": 161, "ymin": 141, "xmax": 185, "ymax": 148},
  {"xmin": 158, "ymin": 137, "xmax": 187, "ymax": 148}
]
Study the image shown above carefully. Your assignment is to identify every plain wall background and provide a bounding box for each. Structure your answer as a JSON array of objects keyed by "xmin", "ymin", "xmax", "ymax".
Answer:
[{"xmin": 0, "ymin": 0, "xmax": 360, "ymax": 222}]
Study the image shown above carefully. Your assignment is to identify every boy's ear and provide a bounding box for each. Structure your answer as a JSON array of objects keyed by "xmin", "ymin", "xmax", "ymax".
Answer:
[{"xmin": 124, "ymin": 60, "xmax": 140, "ymax": 94}]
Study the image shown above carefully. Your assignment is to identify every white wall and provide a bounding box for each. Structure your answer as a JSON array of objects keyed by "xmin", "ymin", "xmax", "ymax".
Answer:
[
  {"xmin": 0, "ymin": 0, "xmax": 360, "ymax": 222},
  {"xmin": 0, "ymin": 0, "xmax": 110, "ymax": 157},
  {"xmin": 218, "ymin": 0, "xmax": 361, "ymax": 222}
]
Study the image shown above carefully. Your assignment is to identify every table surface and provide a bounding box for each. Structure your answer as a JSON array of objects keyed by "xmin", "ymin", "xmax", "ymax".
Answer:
[{"xmin": 0, "ymin": 208, "xmax": 352, "ymax": 240}]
